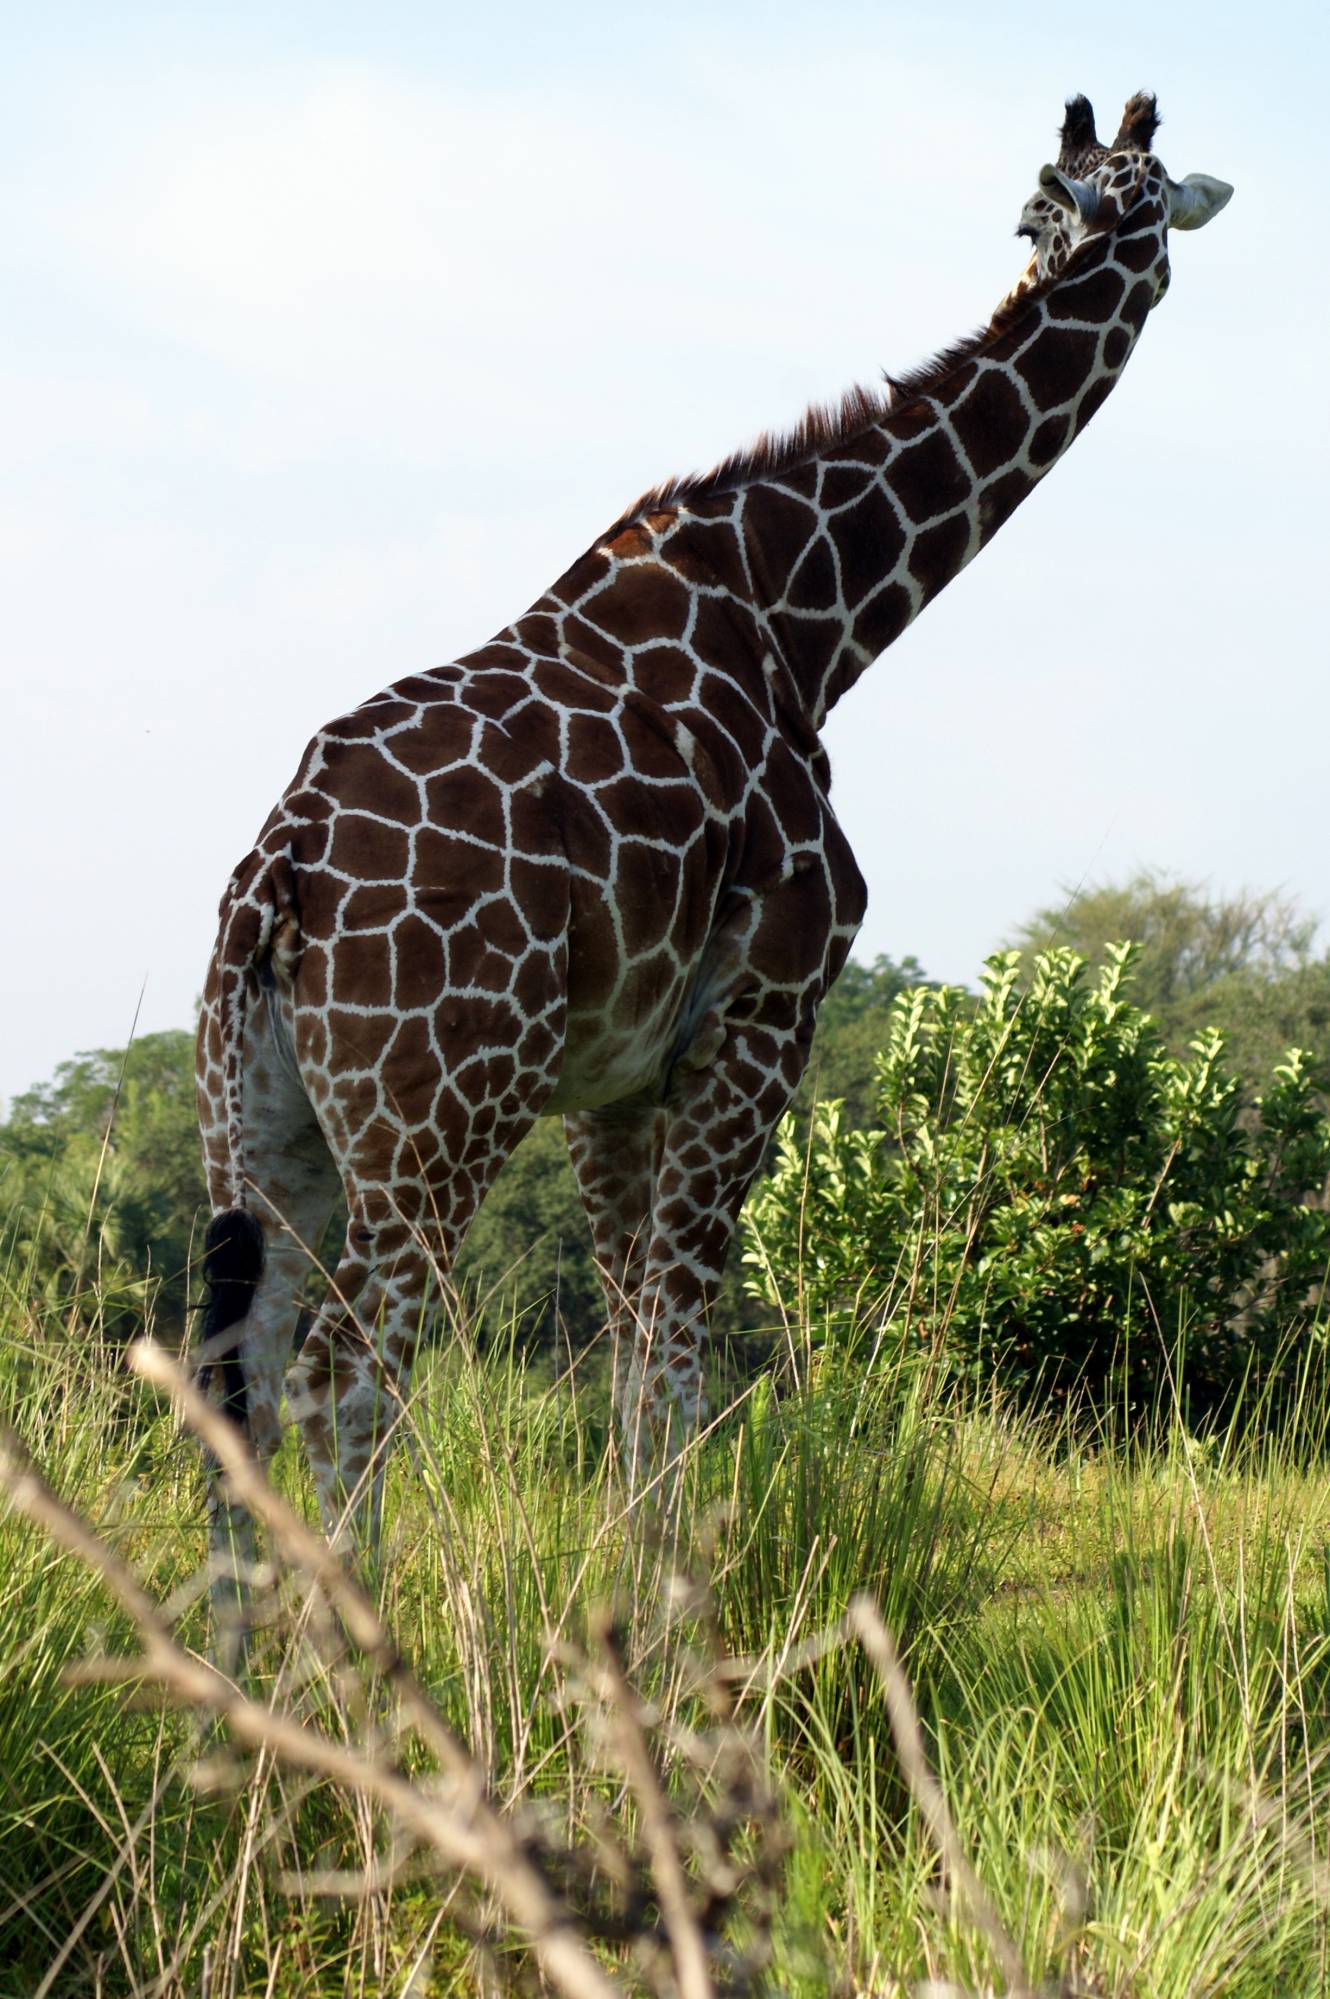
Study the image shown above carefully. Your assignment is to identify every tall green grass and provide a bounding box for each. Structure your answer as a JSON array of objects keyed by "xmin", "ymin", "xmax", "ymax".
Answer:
[{"xmin": 4, "ymin": 1250, "xmax": 1330, "ymax": 1995}]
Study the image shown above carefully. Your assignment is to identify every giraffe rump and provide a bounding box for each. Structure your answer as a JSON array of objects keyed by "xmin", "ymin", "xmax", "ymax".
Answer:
[{"xmin": 199, "ymin": 1208, "xmax": 265, "ymax": 1431}]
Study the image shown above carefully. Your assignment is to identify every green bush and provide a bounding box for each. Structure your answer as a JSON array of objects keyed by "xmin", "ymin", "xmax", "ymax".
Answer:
[{"xmin": 743, "ymin": 945, "xmax": 1330, "ymax": 1417}]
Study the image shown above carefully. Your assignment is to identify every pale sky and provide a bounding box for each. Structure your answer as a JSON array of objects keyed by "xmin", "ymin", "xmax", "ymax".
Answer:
[{"xmin": 3, "ymin": 0, "xmax": 1326, "ymax": 1106}]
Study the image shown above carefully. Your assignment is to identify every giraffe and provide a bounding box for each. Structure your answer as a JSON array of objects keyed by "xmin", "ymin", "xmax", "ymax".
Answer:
[{"xmin": 196, "ymin": 91, "xmax": 1230, "ymax": 1587}]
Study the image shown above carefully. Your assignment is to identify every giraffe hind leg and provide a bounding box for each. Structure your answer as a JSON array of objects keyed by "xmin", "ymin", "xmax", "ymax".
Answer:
[
  {"xmin": 286, "ymin": 1223, "xmax": 437, "ymax": 1551},
  {"xmin": 564, "ymin": 1103, "xmax": 666, "ymax": 1486},
  {"xmin": 285, "ymin": 1124, "xmax": 553, "ymax": 1552},
  {"xmin": 285, "ymin": 926, "xmax": 569, "ymax": 1552}
]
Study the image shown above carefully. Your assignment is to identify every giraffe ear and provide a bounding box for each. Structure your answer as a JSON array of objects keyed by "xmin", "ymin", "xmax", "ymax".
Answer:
[
  {"xmin": 1037, "ymin": 164, "xmax": 1100, "ymax": 226},
  {"xmin": 1165, "ymin": 173, "xmax": 1234, "ymax": 231}
]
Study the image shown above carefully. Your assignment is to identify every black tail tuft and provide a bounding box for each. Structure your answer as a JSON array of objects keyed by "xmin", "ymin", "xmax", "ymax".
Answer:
[{"xmin": 201, "ymin": 1209, "xmax": 265, "ymax": 1432}]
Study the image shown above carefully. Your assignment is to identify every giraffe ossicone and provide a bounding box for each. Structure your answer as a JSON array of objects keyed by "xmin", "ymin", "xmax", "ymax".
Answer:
[{"xmin": 195, "ymin": 92, "xmax": 1231, "ymax": 1606}]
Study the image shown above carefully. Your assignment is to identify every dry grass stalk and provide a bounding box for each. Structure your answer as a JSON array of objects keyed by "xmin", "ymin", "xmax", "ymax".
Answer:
[{"xmin": 849, "ymin": 1595, "xmax": 1035, "ymax": 1999}]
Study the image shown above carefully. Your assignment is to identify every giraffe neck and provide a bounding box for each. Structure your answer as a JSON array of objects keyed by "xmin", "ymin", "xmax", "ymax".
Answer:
[{"xmin": 683, "ymin": 185, "xmax": 1168, "ymax": 732}]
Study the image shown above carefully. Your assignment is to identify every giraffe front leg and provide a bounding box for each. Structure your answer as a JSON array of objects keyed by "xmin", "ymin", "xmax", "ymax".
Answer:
[{"xmin": 624, "ymin": 1003, "xmax": 813, "ymax": 1490}]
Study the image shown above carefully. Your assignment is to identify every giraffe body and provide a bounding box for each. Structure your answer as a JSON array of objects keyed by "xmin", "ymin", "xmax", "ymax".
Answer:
[{"xmin": 196, "ymin": 94, "xmax": 1230, "ymax": 1569}]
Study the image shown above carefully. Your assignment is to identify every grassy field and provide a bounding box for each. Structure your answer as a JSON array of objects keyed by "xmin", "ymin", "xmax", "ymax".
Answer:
[{"xmin": 4, "ymin": 1262, "xmax": 1330, "ymax": 1997}]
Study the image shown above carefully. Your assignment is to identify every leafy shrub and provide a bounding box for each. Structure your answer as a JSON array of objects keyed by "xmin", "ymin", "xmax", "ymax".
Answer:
[{"xmin": 743, "ymin": 946, "xmax": 1330, "ymax": 1417}]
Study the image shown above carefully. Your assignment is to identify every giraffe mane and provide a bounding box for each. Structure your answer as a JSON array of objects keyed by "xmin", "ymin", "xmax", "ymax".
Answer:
[
  {"xmin": 614, "ymin": 383, "xmax": 894, "ymax": 532},
  {"xmin": 607, "ymin": 266, "xmax": 1067, "ymax": 537}
]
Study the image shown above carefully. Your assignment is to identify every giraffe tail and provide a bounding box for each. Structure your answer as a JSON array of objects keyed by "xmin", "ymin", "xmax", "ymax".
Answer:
[
  {"xmin": 199, "ymin": 1208, "xmax": 265, "ymax": 1431},
  {"xmin": 199, "ymin": 850, "xmax": 301, "ymax": 1430}
]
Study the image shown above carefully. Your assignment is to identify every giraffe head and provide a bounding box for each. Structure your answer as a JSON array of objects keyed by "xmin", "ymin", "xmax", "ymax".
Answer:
[{"xmin": 1008, "ymin": 92, "xmax": 1232, "ymax": 309}]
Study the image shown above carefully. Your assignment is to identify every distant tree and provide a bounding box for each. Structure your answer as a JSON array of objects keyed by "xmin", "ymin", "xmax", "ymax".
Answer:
[
  {"xmin": 1012, "ymin": 871, "xmax": 1315, "ymax": 1007},
  {"xmin": 1011, "ymin": 872, "xmax": 1330, "ymax": 1081},
  {"xmin": 1, "ymin": 1031, "xmax": 204, "ymax": 1337}
]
